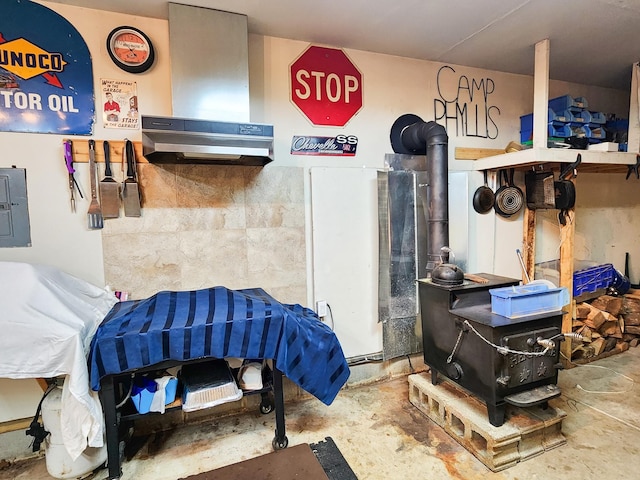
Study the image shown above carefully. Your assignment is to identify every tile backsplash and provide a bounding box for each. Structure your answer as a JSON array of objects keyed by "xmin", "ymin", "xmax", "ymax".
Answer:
[{"xmin": 102, "ymin": 164, "xmax": 307, "ymax": 305}]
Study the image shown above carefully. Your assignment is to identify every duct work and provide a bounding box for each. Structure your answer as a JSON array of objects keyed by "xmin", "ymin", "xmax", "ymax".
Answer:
[{"xmin": 390, "ymin": 114, "xmax": 459, "ymax": 283}]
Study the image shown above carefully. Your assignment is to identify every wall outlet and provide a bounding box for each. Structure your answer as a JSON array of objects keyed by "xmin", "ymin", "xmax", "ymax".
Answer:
[{"xmin": 316, "ymin": 300, "xmax": 328, "ymax": 317}]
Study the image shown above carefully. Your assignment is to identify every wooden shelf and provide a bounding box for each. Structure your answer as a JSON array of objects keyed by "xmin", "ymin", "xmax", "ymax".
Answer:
[
  {"xmin": 473, "ymin": 148, "xmax": 636, "ymax": 173},
  {"xmin": 63, "ymin": 139, "xmax": 148, "ymax": 164}
]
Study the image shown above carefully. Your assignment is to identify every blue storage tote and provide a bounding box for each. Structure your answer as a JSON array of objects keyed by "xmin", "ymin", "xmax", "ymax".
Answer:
[
  {"xmin": 570, "ymin": 110, "xmax": 591, "ymax": 123},
  {"xmin": 490, "ymin": 283, "xmax": 569, "ymax": 319},
  {"xmin": 573, "ymin": 264, "xmax": 616, "ymax": 296},
  {"xmin": 589, "ymin": 111, "xmax": 606, "ymax": 124},
  {"xmin": 549, "ymin": 95, "xmax": 588, "ymax": 113}
]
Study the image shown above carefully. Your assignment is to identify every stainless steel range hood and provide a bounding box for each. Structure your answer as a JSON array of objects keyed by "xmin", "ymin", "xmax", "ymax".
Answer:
[
  {"xmin": 142, "ymin": 4, "xmax": 274, "ymax": 166},
  {"xmin": 142, "ymin": 116, "xmax": 273, "ymax": 165}
]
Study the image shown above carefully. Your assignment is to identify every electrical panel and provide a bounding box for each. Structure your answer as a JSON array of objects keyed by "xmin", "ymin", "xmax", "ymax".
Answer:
[{"xmin": 0, "ymin": 168, "xmax": 31, "ymax": 248}]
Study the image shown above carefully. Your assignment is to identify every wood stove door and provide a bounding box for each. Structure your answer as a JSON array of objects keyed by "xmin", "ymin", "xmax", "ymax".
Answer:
[{"xmin": 501, "ymin": 327, "xmax": 560, "ymax": 389}]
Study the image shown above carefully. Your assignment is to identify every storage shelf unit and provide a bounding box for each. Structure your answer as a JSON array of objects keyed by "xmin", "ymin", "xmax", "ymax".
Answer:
[{"xmin": 469, "ymin": 39, "xmax": 639, "ymax": 365}]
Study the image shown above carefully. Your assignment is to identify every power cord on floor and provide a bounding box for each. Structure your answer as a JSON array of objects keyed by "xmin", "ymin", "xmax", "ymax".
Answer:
[
  {"xmin": 406, "ymin": 355, "xmax": 414, "ymax": 373},
  {"xmin": 560, "ymin": 351, "xmax": 635, "ymax": 394}
]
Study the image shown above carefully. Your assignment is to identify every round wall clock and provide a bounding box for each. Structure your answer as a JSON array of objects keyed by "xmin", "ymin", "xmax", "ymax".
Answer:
[{"xmin": 106, "ymin": 26, "xmax": 155, "ymax": 74}]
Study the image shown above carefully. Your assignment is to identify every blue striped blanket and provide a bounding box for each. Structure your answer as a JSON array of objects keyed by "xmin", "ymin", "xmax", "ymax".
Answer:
[{"xmin": 88, "ymin": 287, "xmax": 350, "ymax": 405}]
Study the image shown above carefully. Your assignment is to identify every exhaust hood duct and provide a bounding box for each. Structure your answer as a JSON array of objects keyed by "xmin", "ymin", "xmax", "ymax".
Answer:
[{"xmin": 142, "ymin": 3, "xmax": 274, "ymax": 165}]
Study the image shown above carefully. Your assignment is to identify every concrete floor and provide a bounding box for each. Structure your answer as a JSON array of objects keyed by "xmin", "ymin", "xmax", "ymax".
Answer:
[{"xmin": 3, "ymin": 346, "xmax": 639, "ymax": 480}]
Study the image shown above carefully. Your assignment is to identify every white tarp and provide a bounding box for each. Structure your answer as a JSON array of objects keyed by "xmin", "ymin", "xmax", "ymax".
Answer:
[{"xmin": 0, "ymin": 262, "xmax": 117, "ymax": 460}]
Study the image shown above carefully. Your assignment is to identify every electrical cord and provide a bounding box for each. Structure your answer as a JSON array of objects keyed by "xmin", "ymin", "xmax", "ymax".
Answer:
[
  {"xmin": 325, "ymin": 303, "xmax": 335, "ymax": 331},
  {"xmin": 560, "ymin": 351, "xmax": 635, "ymax": 394}
]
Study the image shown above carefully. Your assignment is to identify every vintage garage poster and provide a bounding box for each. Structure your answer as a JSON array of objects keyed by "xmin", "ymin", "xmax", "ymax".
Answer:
[
  {"xmin": 1, "ymin": 0, "xmax": 94, "ymax": 134},
  {"xmin": 101, "ymin": 78, "xmax": 138, "ymax": 129}
]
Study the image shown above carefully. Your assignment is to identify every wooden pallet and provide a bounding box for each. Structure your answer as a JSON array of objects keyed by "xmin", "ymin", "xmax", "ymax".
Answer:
[{"xmin": 408, "ymin": 373, "xmax": 566, "ymax": 472}]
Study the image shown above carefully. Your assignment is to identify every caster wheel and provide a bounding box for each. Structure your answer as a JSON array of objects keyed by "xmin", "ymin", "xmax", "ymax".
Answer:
[
  {"xmin": 272, "ymin": 436, "xmax": 289, "ymax": 450},
  {"xmin": 260, "ymin": 402, "xmax": 273, "ymax": 414}
]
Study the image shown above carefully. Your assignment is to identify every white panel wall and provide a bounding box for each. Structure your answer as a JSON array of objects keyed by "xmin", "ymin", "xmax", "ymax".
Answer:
[{"xmin": 310, "ymin": 167, "xmax": 382, "ymax": 358}]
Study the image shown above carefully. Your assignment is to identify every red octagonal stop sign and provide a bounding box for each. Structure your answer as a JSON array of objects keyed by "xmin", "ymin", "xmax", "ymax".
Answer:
[{"xmin": 290, "ymin": 45, "xmax": 363, "ymax": 127}]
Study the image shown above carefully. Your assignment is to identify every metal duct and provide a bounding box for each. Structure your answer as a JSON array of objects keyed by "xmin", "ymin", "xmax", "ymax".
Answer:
[{"xmin": 390, "ymin": 114, "xmax": 450, "ymax": 273}]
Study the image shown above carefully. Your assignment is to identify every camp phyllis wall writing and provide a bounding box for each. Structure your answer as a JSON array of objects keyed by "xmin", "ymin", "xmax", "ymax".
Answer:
[{"xmin": 434, "ymin": 66, "xmax": 500, "ymax": 139}]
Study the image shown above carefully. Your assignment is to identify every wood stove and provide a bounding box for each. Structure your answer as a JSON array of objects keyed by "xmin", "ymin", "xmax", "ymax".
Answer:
[{"xmin": 418, "ymin": 274, "xmax": 563, "ymax": 426}]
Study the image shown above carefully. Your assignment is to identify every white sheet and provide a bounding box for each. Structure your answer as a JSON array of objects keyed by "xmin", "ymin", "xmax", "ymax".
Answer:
[{"xmin": 0, "ymin": 262, "xmax": 117, "ymax": 460}]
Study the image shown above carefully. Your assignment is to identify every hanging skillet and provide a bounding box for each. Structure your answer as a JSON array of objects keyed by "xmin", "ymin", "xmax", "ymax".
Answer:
[
  {"xmin": 494, "ymin": 168, "xmax": 524, "ymax": 218},
  {"xmin": 473, "ymin": 170, "xmax": 495, "ymax": 214}
]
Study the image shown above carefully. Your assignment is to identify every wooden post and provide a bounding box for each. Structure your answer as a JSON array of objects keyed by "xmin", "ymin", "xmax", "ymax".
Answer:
[
  {"xmin": 533, "ymin": 39, "xmax": 550, "ymax": 150},
  {"xmin": 522, "ymin": 207, "xmax": 536, "ymax": 282},
  {"xmin": 559, "ymin": 183, "xmax": 576, "ymax": 366}
]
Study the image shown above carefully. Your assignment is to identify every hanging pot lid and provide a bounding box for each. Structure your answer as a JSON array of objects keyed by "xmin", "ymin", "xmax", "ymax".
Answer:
[{"xmin": 494, "ymin": 168, "xmax": 524, "ymax": 218}]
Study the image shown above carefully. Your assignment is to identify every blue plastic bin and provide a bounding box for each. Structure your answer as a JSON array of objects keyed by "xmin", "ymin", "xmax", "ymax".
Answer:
[
  {"xmin": 570, "ymin": 110, "xmax": 591, "ymax": 123},
  {"xmin": 573, "ymin": 264, "xmax": 615, "ymax": 297},
  {"xmin": 489, "ymin": 283, "xmax": 569, "ymax": 319},
  {"xmin": 589, "ymin": 111, "xmax": 606, "ymax": 124},
  {"xmin": 549, "ymin": 95, "xmax": 588, "ymax": 113}
]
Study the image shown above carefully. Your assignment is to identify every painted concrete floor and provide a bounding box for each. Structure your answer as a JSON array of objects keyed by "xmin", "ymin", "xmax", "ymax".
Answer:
[{"xmin": 3, "ymin": 347, "xmax": 639, "ymax": 480}]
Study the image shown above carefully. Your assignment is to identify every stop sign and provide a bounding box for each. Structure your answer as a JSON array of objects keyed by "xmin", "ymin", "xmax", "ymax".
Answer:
[{"xmin": 290, "ymin": 45, "xmax": 363, "ymax": 127}]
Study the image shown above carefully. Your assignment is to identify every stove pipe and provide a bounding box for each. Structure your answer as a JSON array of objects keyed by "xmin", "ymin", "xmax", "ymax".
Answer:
[{"xmin": 390, "ymin": 114, "xmax": 449, "ymax": 274}]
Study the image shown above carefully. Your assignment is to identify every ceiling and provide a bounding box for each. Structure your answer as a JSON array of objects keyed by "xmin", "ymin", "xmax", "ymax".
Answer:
[{"xmin": 47, "ymin": 0, "xmax": 640, "ymax": 91}]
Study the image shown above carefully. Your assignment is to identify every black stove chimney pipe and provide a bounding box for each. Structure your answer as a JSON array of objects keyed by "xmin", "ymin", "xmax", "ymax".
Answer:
[{"xmin": 390, "ymin": 114, "xmax": 449, "ymax": 274}]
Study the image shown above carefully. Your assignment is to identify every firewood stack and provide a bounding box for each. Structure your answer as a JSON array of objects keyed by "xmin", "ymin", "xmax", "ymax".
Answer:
[{"xmin": 572, "ymin": 292, "xmax": 640, "ymax": 361}]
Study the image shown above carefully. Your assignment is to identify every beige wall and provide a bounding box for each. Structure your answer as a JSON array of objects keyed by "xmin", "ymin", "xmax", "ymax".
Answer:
[{"xmin": 1, "ymin": 1, "xmax": 638, "ymax": 426}]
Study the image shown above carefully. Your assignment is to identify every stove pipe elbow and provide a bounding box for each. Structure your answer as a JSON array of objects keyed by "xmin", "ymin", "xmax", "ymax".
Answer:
[{"xmin": 390, "ymin": 114, "xmax": 450, "ymax": 273}]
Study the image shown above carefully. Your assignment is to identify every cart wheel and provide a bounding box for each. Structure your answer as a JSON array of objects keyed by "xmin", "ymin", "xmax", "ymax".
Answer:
[
  {"xmin": 260, "ymin": 401, "xmax": 273, "ymax": 414},
  {"xmin": 272, "ymin": 436, "xmax": 289, "ymax": 450}
]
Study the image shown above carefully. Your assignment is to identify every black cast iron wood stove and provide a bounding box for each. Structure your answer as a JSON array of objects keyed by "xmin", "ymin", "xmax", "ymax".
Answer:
[
  {"xmin": 389, "ymin": 114, "xmax": 563, "ymax": 427},
  {"xmin": 418, "ymin": 275, "xmax": 563, "ymax": 426}
]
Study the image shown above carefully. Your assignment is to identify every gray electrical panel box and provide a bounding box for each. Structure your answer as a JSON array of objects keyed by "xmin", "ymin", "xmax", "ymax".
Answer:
[{"xmin": 0, "ymin": 168, "xmax": 31, "ymax": 248}]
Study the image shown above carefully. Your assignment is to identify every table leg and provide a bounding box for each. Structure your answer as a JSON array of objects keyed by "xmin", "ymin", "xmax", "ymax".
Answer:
[
  {"xmin": 100, "ymin": 376, "xmax": 121, "ymax": 479},
  {"xmin": 272, "ymin": 367, "xmax": 288, "ymax": 449}
]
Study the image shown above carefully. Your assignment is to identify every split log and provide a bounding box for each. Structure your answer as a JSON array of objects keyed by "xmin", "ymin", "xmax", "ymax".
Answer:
[
  {"xmin": 604, "ymin": 337, "xmax": 617, "ymax": 352},
  {"xmin": 630, "ymin": 338, "xmax": 640, "ymax": 348},
  {"xmin": 590, "ymin": 337, "xmax": 606, "ymax": 356},
  {"xmin": 591, "ymin": 295, "xmax": 623, "ymax": 316},
  {"xmin": 599, "ymin": 321, "xmax": 623, "ymax": 339},
  {"xmin": 625, "ymin": 326, "xmax": 640, "ymax": 335},
  {"xmin": 623, "ymin": 312, "xmax": 640, "ymax": 326},
  {"xmin": 583, "ymin": 303, "xmax": 607, "ymax": 330},
  {"xmin": 576, "ymin": 304, "xmax": 591, "ymax": 319},
  {"xmin": 615, "ymin": 341, "xmax": 630, "ymax": 353},
  {"xmin": 623, "ymin": 294, "xmax": 640, "ymax": 313},
  {"xmin": 573, "ymin": 319, "xmax": 585, "ymax": 328},
  {"xmin": 572, "ymin": 345, "xmax": 595, "ymax": 360}
]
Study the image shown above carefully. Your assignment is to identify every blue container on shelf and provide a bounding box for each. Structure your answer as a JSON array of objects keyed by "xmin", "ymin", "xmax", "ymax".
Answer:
[
  {"xmin": 589, "ymin": 111, "xmax": 606, "ymax": 124},
  {"xmin": 552, "ymin": 109, "xmax": 573, "ymax": 123},
  {"xmin": 489, "ymin": 283, "xmax": 569, "ymax": 319},
  {"xmin": 570, "ymin": 109, "xmax": 591, "ymax": 123},
  {"xmin": 520, "ymin": 109, "xmax": 554, "ymax": 131},
  {"xmin": 549, "ymin": 95, "xmax": 587, "ymax": 112},
  {"xmin": 569, "ymin": 124, "xmax": 591, "ymax": 138},
  {"xmin": 588, "ymin": 123, "xmax": 606, "ymax": 139}
]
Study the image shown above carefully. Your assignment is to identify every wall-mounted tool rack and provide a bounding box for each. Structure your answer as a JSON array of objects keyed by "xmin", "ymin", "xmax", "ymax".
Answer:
[{"xmin": 62, "ymin": 139, "xmax": 147, "ymax": 163}]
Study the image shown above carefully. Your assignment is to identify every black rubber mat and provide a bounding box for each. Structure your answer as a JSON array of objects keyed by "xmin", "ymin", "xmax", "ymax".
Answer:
[
  {"xmin": 179, "ymin": 443, "xmax": 328, "ymax": 480},
  {"xmin": 310, "ymin": 437, "xmax": 358, "ymax": 480}
]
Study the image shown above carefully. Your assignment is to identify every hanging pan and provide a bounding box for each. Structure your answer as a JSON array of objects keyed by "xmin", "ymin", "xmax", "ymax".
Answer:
[
  {"xmin": 472, "ymin": 170, "xmax": 495, "ymax": 214},
  {"xmin": 494, "ymin": 168, "xmax": 524, "ymax": 218}
]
